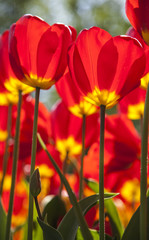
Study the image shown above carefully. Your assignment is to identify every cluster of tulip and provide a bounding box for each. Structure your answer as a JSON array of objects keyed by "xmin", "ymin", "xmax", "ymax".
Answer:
[{"xmin": 0, "ymin": 0, "xmax": 149, "ymax": 240}]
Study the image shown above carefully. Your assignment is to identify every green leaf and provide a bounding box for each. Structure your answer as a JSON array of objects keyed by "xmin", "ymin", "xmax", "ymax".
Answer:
[
  {"xmin": 84, "ymin": 178, "xmax": 118, "ymax": 199},
  {"xmin": 77, "ymin": 227, "xmax": 99, "ymax": 240},
  {"xmin": 121, "ymin": 197, "xmax": 149, "ymax": 240},
  {"xmin": 105, "ymin": 199, "xmax": 124, "ymax": 239},
  {"xmin": 0, "ymin": 198, "xmax": 7, "ymax": 240},
  {"xmin": 38, "ymin": 218, "xmax": 63, "ymax": 240},
  {"xmin": 76, "ymin": 227, "xmax": 113, "ymax": 240},
  {"xmin": 42, "ymin": 195, "xmax": 66, "ymax": 228},
  {"xmin": 58, "ymin": 194, "xmax": 99, "ymax": 240},
  {"xmin": 85, "ymin": 179, "xmax": 123, "ymax": 239},
  {"xmin": 23, "ymin": 202, "xmax": 43, "ymax": 240}
]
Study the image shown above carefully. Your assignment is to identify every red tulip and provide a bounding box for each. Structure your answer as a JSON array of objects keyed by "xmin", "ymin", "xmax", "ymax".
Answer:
[
  {"xmin": 8, "ymin": 14, "xmax": 73, "ymax": 89},
  {"xmin": 50, "ymin": 100, "xmax": 99, "ymax": 160},
  {"xmin": 118, "ymin": 86, "xmax": 146, "ymax": 119},
  {"xmin": 68, "ymin": 27, "xmax": 146, "ymax": 108},
  {"xmin": 126, "ymin": 0, "xmax": 149, "ymax": 45},
  {"xmin": 0, "ymin": 30, "xmax": 34, "ymax": 102},
  {"xmin": 56, "ymin": 68, "xmax": 99, "ymax": 117}
]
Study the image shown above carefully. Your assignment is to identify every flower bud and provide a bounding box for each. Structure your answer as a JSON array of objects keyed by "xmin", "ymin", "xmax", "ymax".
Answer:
[{"xmin": 30, "ymin": 168, "xmax": 41, "ymax": 197}]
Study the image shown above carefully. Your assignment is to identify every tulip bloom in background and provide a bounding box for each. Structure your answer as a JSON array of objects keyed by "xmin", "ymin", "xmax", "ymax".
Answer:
[
  {"xmin": 56, "ymin": 67, "xmax": 99, "ymax": 199},
  {"xmin": 119, "ymin": 86, "xmax": 146, "ymax": 120},
  {"xmin": 126, "ymin": 0, "xmax": 149, "ymax": 45},
  {"xmin": 84, "ymin": 114, "xmax": 141, "ymax": 227},
  {"xmin": 126, "ymin": 1, "xmax": 149, "ymax": 239},
  {"xmin": 51, "ymin": 100, "xmax": 99, "ymax": 161},
  {"xmin": 56, "ymin": 69, "xmax": 98, "ymax": 118}
]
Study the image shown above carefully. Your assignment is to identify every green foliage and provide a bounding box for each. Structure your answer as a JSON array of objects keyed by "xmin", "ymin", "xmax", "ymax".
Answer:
[
  {"xmin": 23, "ymin": 202, "xmax": 43, "ymax": 240},
  {"xmin": 76, "ymin": 227, "xmax": 113, "ymax": 240},
  {"xmin": 85, "ymin": 178, "xmax": 123, "ymax": 240},
  {"xmin": 38, "ymin": 218, "xmax": 63, "ymax": 240},
  {"xmin": 121, "ymin": 197, "xmax": 149, "ymax": 240},
  {"xmin": 76, "ymin": 227, "xmax": 99, "ymax": 240},
  {"xmin": 0, "ymin": 198, "xmax": 7, "ymax": 240},
  {"xmin": 42, "ymin": 195, "xmax": 66, "ymax": 228}
]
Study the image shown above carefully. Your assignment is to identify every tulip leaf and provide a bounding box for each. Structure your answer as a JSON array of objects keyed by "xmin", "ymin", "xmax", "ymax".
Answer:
[
  {"xmin": 58, "ymin": 193, "xmax": 114, "ymax": 240},
  {"xmin": 76, "ymin": 227, "xmax": 99, "ymax": 240},
  {"xmin": 85, "ymin": 179, "xmax": 123, "ymax": 239},
  {"xmin": 42, "ymin": 195, "xmax": 66, "ymax": 227},
  {"xmin": 38, "ymin": 218, "xmax": 63, "ymax": 240},
  {"xmin": 23, "ymin": 202, "xmax": 43, "ymax": 240},
  {"xmin": 0, "ymin": 198, "xmax": 7, "ymax": 240},
  {"xmin": 121, "ymin": 197, "xmax": 149, "ymax": 240},
  {"xmin": 76, "ymin": 227, "xmax": 113, "ymax": 240}
]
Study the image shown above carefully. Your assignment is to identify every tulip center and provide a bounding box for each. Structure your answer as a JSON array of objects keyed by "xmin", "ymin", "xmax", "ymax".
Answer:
[
  {"xmin": 69, "ymin": 100, "xmax": 98, "ymax": 118},
  {"xmin": 127, "ymin": 102, "xmax": 144, "ymax": 120},
  {"xmin": 84, "ymin": 87, "xmax": 120, "ymax": 109},
  {"xmin": 141, "ymin": 72, "xmax": 149, "ymax": 90},
  {"xmin": 56, "ymin": 136, "xmax": 82, "ymax": 160}
]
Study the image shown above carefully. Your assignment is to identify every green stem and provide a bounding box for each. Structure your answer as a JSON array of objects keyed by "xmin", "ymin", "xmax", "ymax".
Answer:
[
  {"xmin": 0, "ymin": 104, "xmax": 12, "ymax": 196},
  {"xmin": 59, "ymin": 151, "xmax": 69, "ymax": 195},
  {"xmin": 99, "ymin": 105, "xmax": 105, "ymax": 240},
  {"xmin": 34, "ymin": 197, "xmax": 43, "ymax": 221},
  {"xmin": 27, "ymin": 87, "xmax": 40, "ymax": 240},
  {"xmin": 79, "ymin": 114, "xmax": 86, "ymax": 200},
  {"xmin": 38, "ymin": 134, "xmax": 93, "ymax": 240},
  {"xmin": 140, "ymin": 84, "xmax": 149, "ymax": 240},
  {"xmin": 5, "ymin": 91, "xmax": 22, "ymax": 240}
]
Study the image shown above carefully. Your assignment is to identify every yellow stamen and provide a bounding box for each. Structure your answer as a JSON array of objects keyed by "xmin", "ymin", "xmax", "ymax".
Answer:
[
  {"xmin": 0, "ymin": 130, "xmax": 8, "ymax": 141},
  {"xmin": 5, "ymin": 77, "xmax": 34, "ymax": 95},
  {"xmin": 24, "ymin": 73, "xmax": 55, "ymax": 89},
  {"xmin": 84, "ymin": 87, "xmax": 120, "ymax": 109},
  {"xmin": 141, "ymin": 73, "xmax": 149, "ymax": 90},
  {"xmin": 56, "ymin": 136, "xmax": 82, "ymax": 160},
  {"xmin": 127, "ymin": 102, "xmax": 144, "ymax": 119},
  {"xmin": 69, "ymin": 100, "xmax": 98, "ymax": 118}
]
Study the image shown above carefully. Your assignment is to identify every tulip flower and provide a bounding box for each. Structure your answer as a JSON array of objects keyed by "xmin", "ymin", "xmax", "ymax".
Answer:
[
  {"xmin": 8, "ymin": 14, "xmax": 73, "ymax": 90},
  {"xmin": 8, "ymin": 14, "xmax": 74, "ymax": 239},
  {"xmin": 68, "ymin": 26, "xmax": 145, "ymax": 239},
  {"xmin": 125, "ymin": 25, "xmax": 149, "ymax": 240},
  {"xmin": 68, "ymin": 27, "xmax": 146, "ymax": 109},
  {"xmin": 56, "ymin": 64, "xmax": 99, "ymax": 199},
  {"xmin": 0, "ymin": 30, "xmax": 34, "ymax": 99},
  {"xmin": 126, "ymin": 0, "xmax": 149, "ymax": 45},
  {"xmin": 51, "ymin": 100, "xmax": 99, "ymax": 160},
  {"xmin": 56, "ymin": 68, "xmax": 98, "ymax": 118},
  {"xmin": 119, "ymin": 86, "xmax": 146, "ymax": 120}
]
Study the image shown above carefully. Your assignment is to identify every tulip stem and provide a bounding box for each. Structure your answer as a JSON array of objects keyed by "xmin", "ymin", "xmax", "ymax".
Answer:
[
  {"xmin": 34, "ymin": 197, "xmax": 43, "ymax": 221},
  {"xmin": 140, "ymin": 84, "xmax": 149, "ymax": 240},
  {"xmin": 5, "ymin": 91, "xmax": 22, "ymax": 240},
  {"xmin": 79, "ymin": 114, "xmax": 86, "ymax": 200},
  {"xmin": 0, "ymin": 104, "xmax": 12, "ymax": 196},
  {"xmin": 99, "ymin": 105, "xmax": 105, "ymax": 240},
  {"xmin": 27, "ymin": 87, "xmax": 40, "ymax": 240}
]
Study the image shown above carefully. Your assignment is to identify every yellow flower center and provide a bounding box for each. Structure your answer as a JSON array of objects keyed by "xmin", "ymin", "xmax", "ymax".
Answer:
[
  {"xmin": 24, "ymin": 73, "xmax": 55, "ymax": 89},
  {"xmin": 121, "ymin": 179, "xmax": 140, "ymax": 204},
  {"xmin": 141, "ymin": 72, "xmax": 149, "ymax": 90},
  {"xmin": 127, "ymin": 102, "xmax": 144, "ymax": 119},
  {"xmin": 0, "ymin": 130, "xmax": 8, "ymax": 141},
  {"xmin": 69, "ymin": 100, "xmax": 98, "ymax": 118},
  {"xmin": 84, "ymin": 87, "xmax": 120, "ymax": 109},
  {"xmin": 5, "ymin": 77, "xmax": 34, "ymax": 95},
  {"xmin": 56, "ymin": 136, "xmax": 82, "ymax": 160},
  {"xmin": 142, "ymin": 29, "xmax": 149, "ymax": 45}
]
